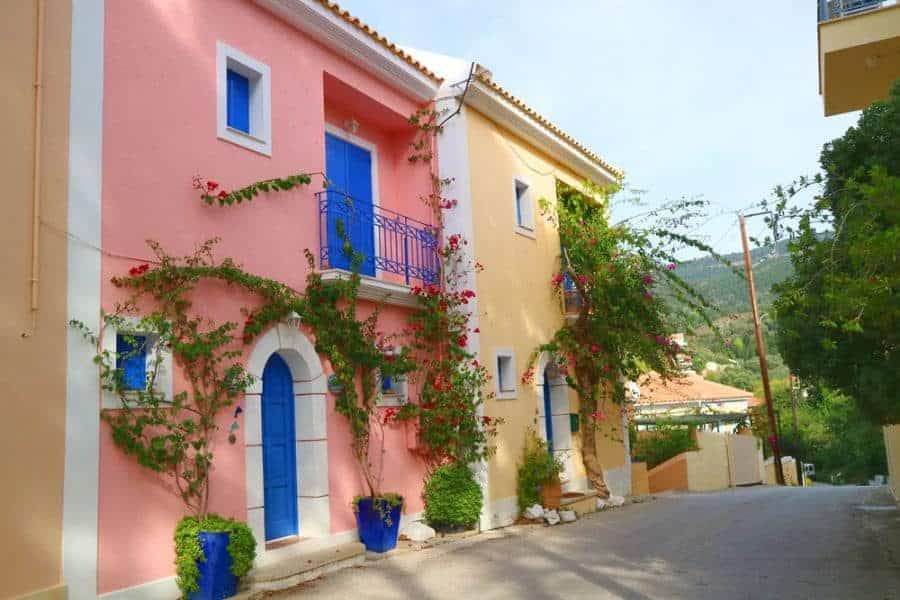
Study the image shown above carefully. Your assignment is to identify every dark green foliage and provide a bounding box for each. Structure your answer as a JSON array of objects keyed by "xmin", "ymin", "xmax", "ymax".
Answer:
[
  {"xmin": 423, "ymin": 464, "xmax": 483, "ymax": 529},
  {"xmin": 516, "ymin": 430, "xmax": 564, "ymax": 513},
  {"xmin": 767, "ymin": 80, "xmax": 900, "ymax": 424},
  {"xmin": 631, "ymin": 424, "xmax": 698, "ymax": 469},
  {"xmin": 749, "ymin": 380, "xmax": 886, "ymax": 483},
  {"xmin": 174, "ymin": 514, "xmax": 256, "ymax": 596}
]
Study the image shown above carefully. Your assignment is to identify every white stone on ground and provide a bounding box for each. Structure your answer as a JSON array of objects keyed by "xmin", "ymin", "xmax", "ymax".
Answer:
[
  {"xmin": 524, "ymin": 504, "xmax": 544, "ymax": 520},
  {"xmin": 544, "ymin": 509, "xmax": 560, "ymax": 525},
  {"xmin": 560, "ymin": 510, "xmax": 577, "ymax": 523},
  {"xmin": 609, "ymin": 495, "xmax": 626, "ymax": 507},
  {"xmin": 401, "ymin": 521, "xmax": 436, "ymax": 542}
]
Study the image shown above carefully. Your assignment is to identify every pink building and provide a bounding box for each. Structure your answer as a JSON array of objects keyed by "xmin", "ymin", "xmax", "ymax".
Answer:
[{"xmin": 64, "ymin": 1, "xmax": 443, "ymax": 596}]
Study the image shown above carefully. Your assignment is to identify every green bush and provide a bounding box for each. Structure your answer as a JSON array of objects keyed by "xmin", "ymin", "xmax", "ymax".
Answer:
[
  {"xmin": 423, "ymin": 463, "xmax": 482, "ymax": 529},
  {"xmin": 174, "ymin": 514, "xmax": 256, "ymax": 596},
  {"xmin": 516, "ymin": 429, "xmax": 564, "ymax": 514},
  {"xmin": 631, "ymin": 424, "xmax": 697, "ymax": 469}
]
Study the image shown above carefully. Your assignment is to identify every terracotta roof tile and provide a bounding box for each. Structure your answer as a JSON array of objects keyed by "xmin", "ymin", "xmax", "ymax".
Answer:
[
  {"xmin": 637, "ymin": 372, "xmax": 753, "ymax": 405},
  {"xmin": 475, "ymin": 72, "xmax": 623, "ymax": 180},
  {"xmin": 316, "ymin": 1, "xmax": 443, "ymax": 83}
]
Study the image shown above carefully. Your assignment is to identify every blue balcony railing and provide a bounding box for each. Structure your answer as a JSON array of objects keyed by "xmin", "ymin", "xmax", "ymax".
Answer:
[
  {"xmin": 818, "ymin": 0, "xmax": 885, "ymax": 21},
  {"xmin": 317, "ymin": 190, "xmax": 440, "ymax": 286}
]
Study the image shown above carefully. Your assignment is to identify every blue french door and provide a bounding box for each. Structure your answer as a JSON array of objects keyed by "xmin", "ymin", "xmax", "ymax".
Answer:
[
  {"xmin": 543, "ymin": 370, "xmax": 554, "ymax": 453},
  {"xmin": 262, "ymin": 354, "xmax": 298, "ymax": 541},
  {"xmin": 325, "ymin": 133, "xmax": 375, "ymax": 276}
]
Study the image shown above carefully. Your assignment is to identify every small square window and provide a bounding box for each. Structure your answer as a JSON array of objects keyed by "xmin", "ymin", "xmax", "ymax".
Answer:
[
  {"xmin": 495, "ymin": 350, "xmax": 516, "ymax": 400},
  {"xmin": 116, "ymin": 333, "xmax": 147, "ymax": 391},
  {"xmin": 513, "ymin": 178, "xmax": 535, "ymax": 237},
  {"xmin": 217, "ymin": 42, "xmax": 271, "ymax": 156},
  {"xmin": 377, "ymin": 349, "xmax": 408, "ymax": 407},
  {"xmin": 101, "ymin": 317, "xmax": 173, "ymax": 409}
]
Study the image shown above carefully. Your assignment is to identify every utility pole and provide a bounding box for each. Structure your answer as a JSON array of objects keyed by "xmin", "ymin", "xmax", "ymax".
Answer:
[{"xmin": 739, "ymin": 214, "xmax": 785, "ymax": 485}]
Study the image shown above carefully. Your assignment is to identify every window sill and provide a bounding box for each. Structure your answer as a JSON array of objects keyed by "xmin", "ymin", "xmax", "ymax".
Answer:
[
  {"xmin": 218, "ymin": 126, "xmax": 271, "ymax": 157},
  {"xmin": 514, "ymin": 225, "xmax": 536, "ymax": 239},
  {"xmin": 496, "ymin": 389, "xmax": 517, "ymax": 400}
]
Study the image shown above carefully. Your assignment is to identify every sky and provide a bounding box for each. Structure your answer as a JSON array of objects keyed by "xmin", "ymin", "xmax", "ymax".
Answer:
[{"xmin": 339, "ymin": 0, "xmax": 860, "ymax": 255}]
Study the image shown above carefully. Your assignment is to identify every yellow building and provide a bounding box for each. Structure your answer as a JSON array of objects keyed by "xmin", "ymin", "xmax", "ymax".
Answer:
[
  {"xmin": 1, "ymin": 2, "xmax": 75, "ymax": 599},
  {"xmin": 817, "ymin": 0, "xmax": 900, "ymax": 115},
  {"xmin": 418, "ymin": 52, "xmax": 630, "ymax": 528}
]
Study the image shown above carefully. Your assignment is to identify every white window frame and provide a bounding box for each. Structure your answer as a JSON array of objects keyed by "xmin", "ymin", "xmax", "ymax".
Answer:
[
  {"xmin": 512, "ymin": 177, "xmax": 535, "ymax": 239},
  {"xmin": 101, "ymin": 316, "xmax": 174, "ymax": 409},
  {"xmin": 495, "ymin": 349, "xmax": 517, "ymax": 400},
  {"xmin": 217, "ymin": 42, "xmax": 272, "ymax": 156},
  {"xmin": 377, "ymin": 347, "xmax": 408, "ymax": 407}
]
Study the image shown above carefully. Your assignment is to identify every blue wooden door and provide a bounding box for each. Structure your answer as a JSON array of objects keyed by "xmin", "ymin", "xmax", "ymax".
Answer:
[
  {"xmin": 325, "ymin": 133, "xmax": 375, "ymax": 276},
  {"xmin": 262, "ymin": 354, "xmax": 298, "ymax": 541},
  {"xmin": 543, "ymin": 370, "xmax": 554, "ymax": 453}
]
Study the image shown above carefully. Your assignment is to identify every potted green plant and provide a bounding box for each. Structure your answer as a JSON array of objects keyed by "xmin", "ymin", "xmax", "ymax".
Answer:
[{"xmin": 517, "ymin": 429, "xmax": 565, "ymax": 514}]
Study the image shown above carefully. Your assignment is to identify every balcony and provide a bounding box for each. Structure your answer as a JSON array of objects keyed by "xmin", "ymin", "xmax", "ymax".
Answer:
[
  {"xmin": 816, "ymin": 0, "xmax": 900, "ymax": 115},
  {"xmin": 317, "ymin": 190, "xmax": 440, "ymax": 308},
  {"xmin": 818, "ymin": 0, "xmax": 886, "ymax": 20}
]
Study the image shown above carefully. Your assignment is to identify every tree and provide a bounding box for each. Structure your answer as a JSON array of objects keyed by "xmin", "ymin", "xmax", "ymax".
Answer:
[
  {"xmin": 766, "ymin": 81, "xmax": 900, "ymax": 424},
  {"xmin": 525, "ymin": 181, "xmax": 723, "ymax": 496}
]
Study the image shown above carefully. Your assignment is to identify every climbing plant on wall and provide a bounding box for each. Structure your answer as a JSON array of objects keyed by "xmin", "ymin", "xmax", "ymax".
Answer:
[{"xmin": 524, "ymin": 180, "xmax": 725, "ymax": 497}]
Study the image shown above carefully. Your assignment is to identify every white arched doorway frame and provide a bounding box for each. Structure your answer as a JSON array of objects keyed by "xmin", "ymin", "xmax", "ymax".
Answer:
[
  {"xmin": 532, "ymin": 352, "xmax": 581, "ymax": 492},
  {"xmin": 244, "ymin": 322, "xmax": 329, "ymax": 551}
]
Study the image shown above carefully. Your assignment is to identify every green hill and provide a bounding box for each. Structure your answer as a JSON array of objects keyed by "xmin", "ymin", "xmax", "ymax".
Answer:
[{"xmin": 675, "ymin": 239, "xmax": 792, "ymax": 315}]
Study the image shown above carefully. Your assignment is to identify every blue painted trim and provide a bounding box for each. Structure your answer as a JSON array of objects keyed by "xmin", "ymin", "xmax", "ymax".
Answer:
[
  {"xmin": 116, "ymin": 333, "xmax": 147, "ymax": 391},
  {"xmin": 227, "ymin": 69, "xmax": 250, "ymax": 134}
]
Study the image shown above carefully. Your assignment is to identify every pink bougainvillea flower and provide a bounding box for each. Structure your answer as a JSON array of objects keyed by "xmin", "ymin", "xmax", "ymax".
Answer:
[
  {"xmin": 643, "ymin": 274, "xmax": 653, "ymax": 285},
  {"xmin": 644, "ymin": 290, "xmax": 653, "ymax": 298},
  {"xmin": 207, "ymin": 180, "xmax": 219, "ymax": 191},
  {"xmin": 590, "ymin": 344, "xmax": 600, "ymax": 353},
  {"xmin": 667, "ymin": 262, "xmax": 676, "ymax": 270},
  {"xmin": 217, "ymin": 190, "xmax": 229, "ymax": 199}
]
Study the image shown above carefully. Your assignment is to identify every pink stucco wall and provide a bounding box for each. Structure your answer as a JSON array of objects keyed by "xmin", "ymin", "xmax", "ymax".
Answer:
[{"xmin": 99, "ymin": 0, "xmax": 433, "ymax": 593}]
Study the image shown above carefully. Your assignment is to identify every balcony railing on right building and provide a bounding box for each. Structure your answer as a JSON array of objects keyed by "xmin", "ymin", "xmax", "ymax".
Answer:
[{"xmin": 818, "ymin": 0, "xmax": 889, "ymax": 21}]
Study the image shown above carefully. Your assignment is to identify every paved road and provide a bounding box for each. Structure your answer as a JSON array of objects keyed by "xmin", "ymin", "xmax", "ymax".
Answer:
[{"xmin": 276, "ymin": 486, "xmax": 900, "ymax": 599}]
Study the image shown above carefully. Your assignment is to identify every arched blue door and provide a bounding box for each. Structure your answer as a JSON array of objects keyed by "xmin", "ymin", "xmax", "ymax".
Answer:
[
  {"xmin": 543, "ymin": 370, "xmax": 554, "ymax": 453},
  {"xmin": 262, "ymin": 354, "xmax": 298, "ymax": 541}
]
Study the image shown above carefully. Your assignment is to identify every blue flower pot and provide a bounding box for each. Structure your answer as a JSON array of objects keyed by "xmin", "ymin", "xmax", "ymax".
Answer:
[
  {"xmin": 355, "ymin": 497, "xmax": 402, "ymax": 553},
  {"xmin": 189, "ymin": 531, "xmax": 237, "ymax": 600}
]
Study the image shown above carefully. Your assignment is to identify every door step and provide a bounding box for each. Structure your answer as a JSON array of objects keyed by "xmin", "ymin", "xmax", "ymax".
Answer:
[
  {"xmin": 238, "ymin": 540, "xmax": 365, "ymax": 597},
  {"xmin": 560, "ymin": 490, "xmax": 599, "ymax": 516}
]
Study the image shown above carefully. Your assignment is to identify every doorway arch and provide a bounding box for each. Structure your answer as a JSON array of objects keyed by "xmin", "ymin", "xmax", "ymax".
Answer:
[{"xmin": 244, "ymin": 323, "xmax": 329, "ymax": 551}]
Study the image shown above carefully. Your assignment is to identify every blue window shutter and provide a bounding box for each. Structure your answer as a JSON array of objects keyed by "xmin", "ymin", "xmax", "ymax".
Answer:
[
  {"xmin": 227, "ymin": 69, "xmax": 250, "ymax": 134},
  {"xmin": 382, "ymin": 375, "xmax": 392, "ymax": 392},
  {"xmin": 117, "ymin": 333, "xmax": 147, "ymax": 391}
]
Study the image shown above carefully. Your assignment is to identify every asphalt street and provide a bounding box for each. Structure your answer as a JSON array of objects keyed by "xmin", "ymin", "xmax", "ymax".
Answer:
[{"xmin": 276, "ymin": 485, "xmax": 900, "ymax": 599}]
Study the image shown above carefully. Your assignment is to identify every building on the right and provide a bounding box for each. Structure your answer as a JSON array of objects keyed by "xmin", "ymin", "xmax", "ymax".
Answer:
[{"xmin": 817, "ymin": 0, "xmax": 900, "ymax": 116}]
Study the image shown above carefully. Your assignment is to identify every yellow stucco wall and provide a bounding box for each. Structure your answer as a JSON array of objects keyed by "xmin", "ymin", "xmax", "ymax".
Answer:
[
  {"xmin": 631, "ymin": 462, "xmax": 650, "ymax": 496},
  {"xmin": 686, "ymin": 431, "xmax": 731, "ymax": 492},
  {"xmin": 883, "ymin": 425, "xmax": 900, "ymax": 502},
  {"xmin": 0, "ymin": 2, "xmax": 71, "ymax": 597},
  {"xmin": 464, "ymin": 107, "xmax": 624, "ymax": 514},
  {"xmin": 765, "ymin": 458, "xmax": 800, "ymax": 486},
  {"xmin": 818, "ymin": 4, "xmax": 900, "ymax": 115}
]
